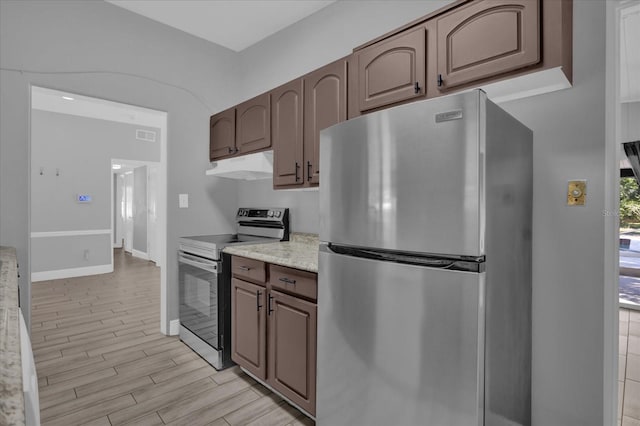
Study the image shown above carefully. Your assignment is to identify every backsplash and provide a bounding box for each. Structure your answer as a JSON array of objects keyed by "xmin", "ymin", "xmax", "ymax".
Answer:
[{"xmin": 238, "ymin": 179, "xmax": 319, "ymax": 234}]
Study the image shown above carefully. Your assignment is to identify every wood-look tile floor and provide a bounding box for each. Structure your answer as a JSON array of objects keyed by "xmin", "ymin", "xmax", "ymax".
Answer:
[{"xmin": 31, "ymin": 249, "xmax": 314, "ymax": 426}]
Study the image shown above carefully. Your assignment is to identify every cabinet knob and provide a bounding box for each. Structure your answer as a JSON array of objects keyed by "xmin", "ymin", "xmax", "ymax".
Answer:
[
  {"xmin": 437, "ymin": 74, "xmax": 443, "ymax": 87},
  {"xmin": 414, "ymin": 82, "xmax": 421, "ymax": 94}
]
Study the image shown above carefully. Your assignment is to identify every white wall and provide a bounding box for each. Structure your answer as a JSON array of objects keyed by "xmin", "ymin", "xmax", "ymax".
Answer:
[
  {"xmin": 30, "ymin": 110, "xmax": 160, "ymax": 277},
  {"xmin": 236, "ymin": 1, "xmax": 608, "ymax": 424},
  {"xmin": 237, "ymin": 181, "xmax": 320, "ymax": 234},
  {"xmin": 133, "ymin": 165, "xmax": 148, "ymax": 254},
  {"xmin": 0, "ymin": 0, "xmax": 240, "ymax": 329}
]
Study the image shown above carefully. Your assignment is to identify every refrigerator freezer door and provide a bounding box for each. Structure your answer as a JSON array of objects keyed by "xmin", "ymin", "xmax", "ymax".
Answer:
[
  {"xmin": 319, "ymin": 90, "xmax": 484, "ymax": 257},
  {"xmin": 316, "ymin": 247, "xmax": 485, "ymax": 426}
]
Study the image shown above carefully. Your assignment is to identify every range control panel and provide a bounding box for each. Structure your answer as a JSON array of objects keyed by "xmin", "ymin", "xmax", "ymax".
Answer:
[{"xmin": 236, "ymin": 208, "xmax": 287, "ymax": 220}]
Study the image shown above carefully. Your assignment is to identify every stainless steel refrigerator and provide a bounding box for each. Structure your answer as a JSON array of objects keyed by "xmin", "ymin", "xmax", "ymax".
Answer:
[{"xmin": 317, "ymin": 89, "xmax": 532, "ymax": 426}]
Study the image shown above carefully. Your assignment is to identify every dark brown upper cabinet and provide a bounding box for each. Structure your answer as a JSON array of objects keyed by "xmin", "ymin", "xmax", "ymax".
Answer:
[
  {"xmin": 272, "ymin": 79, "xmax": 304, "ymax": 188},
  {"xmin": 236, "ymin": 93, "xmax": 271, "ymax": 155},
  {"xmin": 210, "ymin": 93, "xmax": 271, "ymax": 162},
  {"xmin": 209, "ymin": 107, "xmax": 235, "ymax": 161},
  {"xmin": 356, "ymin": 26, "xmax": 427, "ymax": 112},
  {"xmin": 434, "ymin": 0, "xmax": 541, "ymax": 92},
  {"xmin": 304, "ymin": 59, "xmax": 347, "ymax": 186}
]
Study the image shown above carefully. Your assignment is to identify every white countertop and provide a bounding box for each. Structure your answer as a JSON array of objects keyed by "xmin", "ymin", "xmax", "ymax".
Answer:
[{"xmin": 223, "ymin": 233, "xmax": 319, "ymax": 273}]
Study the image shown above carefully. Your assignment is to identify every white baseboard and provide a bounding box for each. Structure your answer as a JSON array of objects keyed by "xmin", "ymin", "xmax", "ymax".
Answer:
[
  {"xmin": 32, "ymin": 264, "xmax": 113, "ymax": 282},
  {"xmin": 132, "ymin": 249, "xmax": 149, "ymax": 260},
  {"xmin": 169, "ymin": 319, "xmax": 180, "ymax": 336},
  {"xmin": 113, "ymin": 242, "xmax": 123, "ymax": 248}
]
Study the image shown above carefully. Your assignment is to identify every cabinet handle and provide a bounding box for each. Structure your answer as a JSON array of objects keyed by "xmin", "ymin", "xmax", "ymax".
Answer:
[
  {"xmin": 279, "ymin": 277, "xmax": 296, "ymax": 285},
  {"xmin": 227, "ymin": 147, "xmax": 234, "ymax": 153},
  {"xmin": 307, "ymin": 161, "xmax": 312, "ymax": 181},
  {"xmin": 256, "ymin": 290, "xmax": 262, "ymax": 311},
  {"xmin": 239, "ymin": 266, "xmax": 251, "ymax": 271},
  {"xmin": 295, "ymin": 162, "xmax": 300, "ymax": 181},
  {"xmin": 268, "ymin": 294, "xmax": 274, "ymax": 316},
  {"xmin": 437, "ymin": 74, "xmax": 443, "ymax": 87},
  {"xmin": 414, "ymin": 82, "xmax": 421, "ymax": 94}
]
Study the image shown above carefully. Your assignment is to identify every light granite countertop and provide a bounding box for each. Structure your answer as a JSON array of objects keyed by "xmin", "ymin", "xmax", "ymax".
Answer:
[
  {"xmin": 0, "ymin": 246, "xmax": 25, "ymax": 426},
  {"xmin": 223, "ymin": 233, "xmax": 319, "ymax": 273}
]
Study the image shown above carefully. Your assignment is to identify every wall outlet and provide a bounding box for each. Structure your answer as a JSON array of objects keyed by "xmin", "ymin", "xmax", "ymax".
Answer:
[
  {"xmin": 567, "ymin": 180, "xmax": 587, "ymax": 206},
  {"xmin": 179, "ymin": 193, "xmax": 189, "ymax": 208},
  {"xmin": 83, "ymin": 249, "xmax": 90, "ymax": 261}
]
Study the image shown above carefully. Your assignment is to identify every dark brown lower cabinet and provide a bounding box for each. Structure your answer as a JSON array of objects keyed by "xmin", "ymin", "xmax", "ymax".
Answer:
[
  {"xmin": 231, "ymin": 256, "xmax": 317, "ymax": 417},
  {"xmin": 231, "ymin": 277, "xmax": 267, "ymax": 380},
  {"xmin": 268, "ymin": 289, "xmax": 317, "ymax": 415}
]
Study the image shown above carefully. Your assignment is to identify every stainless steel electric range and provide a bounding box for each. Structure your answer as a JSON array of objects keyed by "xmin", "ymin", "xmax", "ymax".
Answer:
[{"xmin": 178, "ymin": 208, "xmax": 289, "ymax": 370}]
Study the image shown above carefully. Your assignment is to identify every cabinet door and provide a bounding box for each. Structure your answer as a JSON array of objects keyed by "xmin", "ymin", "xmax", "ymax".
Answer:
[
  {"xmin": 304, "ymin": 59, "xmax": 347, "ymax": 185},
  {"xmin": 357, "ymin": 26, "xmax": 426, "ymax": 112},
  {"xmin": 272, "ymin": 79, "xmax": 304, "ymax": 187},
  {"xmin": 210, "ymin": 108, "xmax": 236, "ymax": 161},
  {"xmin": 236, "ymin": 93, "xmax": 271, "ymax": 155},
  {"xmin": 435, "ymin": 0, "xmax": 540, "ymax": 91},
  {"xmin": 268, "ymin": 289, "xmax": 317, "ymax": 415},
  {"xmin": 231, "ymin": 278, "xmax": 267, "ymax": 380}
]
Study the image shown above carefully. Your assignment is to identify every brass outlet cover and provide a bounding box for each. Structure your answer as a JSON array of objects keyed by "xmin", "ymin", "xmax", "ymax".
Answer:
[{"xmin": 567, "ymin": 180, "xmax": 586, "ymax": 206}]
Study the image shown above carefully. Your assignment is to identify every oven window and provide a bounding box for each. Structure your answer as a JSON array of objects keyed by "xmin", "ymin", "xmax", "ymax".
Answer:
[
  {"xmin": 179, "ymin": 260, "xmax": 219, "ymax": 347},
  {"xmin": 184, "ymin": 274, "xmax": 213, "ymax": 315}
]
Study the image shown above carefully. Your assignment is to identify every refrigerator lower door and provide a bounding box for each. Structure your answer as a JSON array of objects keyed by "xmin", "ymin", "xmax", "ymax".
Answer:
[{"xmin": 317, "ymin": 248, "xmax": 485, "ymax": 426}]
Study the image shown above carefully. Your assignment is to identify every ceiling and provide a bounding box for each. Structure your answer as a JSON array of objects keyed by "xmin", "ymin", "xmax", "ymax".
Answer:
[
  {"xmin": 31, "ymin": 86, "xmax": 166, "ymax": 128},
  {"xmin": 105, "ymin": 0, "xmax": 336, "ymax": 52}
]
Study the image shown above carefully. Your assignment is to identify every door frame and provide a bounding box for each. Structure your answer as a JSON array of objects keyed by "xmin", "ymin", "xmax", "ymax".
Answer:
[
  {"xmin": 111, "ymin": 159, "xmax": 160, "ymax": 263},
  {"xmin": 29, "ymin": 86, "xmax": 169, "ymax": 336},
  {"xmin": 604, "ymin": 0, "xmax": 632, "ymax": 424}
]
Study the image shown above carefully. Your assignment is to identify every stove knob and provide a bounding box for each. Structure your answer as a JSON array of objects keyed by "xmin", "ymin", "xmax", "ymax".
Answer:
[
  {"xmin": 267, "ymin": 210, "xmax": 274, "ymax": 217},
  {"xmin": 275, "ymin": 211, "xmax": 281, "ymax": 218}
]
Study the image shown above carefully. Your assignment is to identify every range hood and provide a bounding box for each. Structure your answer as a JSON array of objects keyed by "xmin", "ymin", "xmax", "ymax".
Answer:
[{"xmin": 206, "ymin": 150, "xmax": 273, "ymax": 180}]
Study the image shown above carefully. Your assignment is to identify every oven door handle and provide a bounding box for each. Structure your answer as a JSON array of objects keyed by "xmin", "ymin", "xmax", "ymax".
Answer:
[{"xmin": 178, "ymin": 253, "xmax": 219, "ymax": 273}]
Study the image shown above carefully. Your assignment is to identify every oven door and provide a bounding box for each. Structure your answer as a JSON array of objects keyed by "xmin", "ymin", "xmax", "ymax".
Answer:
[{"xmin": 178, "ymin": 251, "xmax": 222, "ymax": 350}]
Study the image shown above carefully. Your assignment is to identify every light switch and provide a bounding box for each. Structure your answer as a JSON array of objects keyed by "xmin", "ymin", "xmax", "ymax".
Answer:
[
  {"xmin": 179, "ymin": 193, "xmax": 189, "ymax": 208},
  {"xmin": 567, "ymin": 180, "xmax": 586, "ymax": 206}
]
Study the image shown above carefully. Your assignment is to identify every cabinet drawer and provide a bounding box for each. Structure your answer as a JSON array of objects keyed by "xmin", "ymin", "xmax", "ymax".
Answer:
[
  {"xmin": 269, "ymin": 264, "xmax": 317, "ymax": 301},
  {"xmin": 232, "ymin": 256, "xmax": 266, "ymax": 284}
]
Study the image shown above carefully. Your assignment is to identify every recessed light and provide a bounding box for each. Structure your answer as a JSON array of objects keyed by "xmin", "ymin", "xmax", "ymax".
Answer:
[
  {"xmin": 112, "ymin": 164, "xmax": 122, "ymax": 170},
  {"xmin": 62, "ymin": 96, "xmax": 74, "ymax": 101}
]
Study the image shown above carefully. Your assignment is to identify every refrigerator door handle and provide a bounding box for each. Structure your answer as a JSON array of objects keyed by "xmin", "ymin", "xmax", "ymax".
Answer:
[{"xmin": 322, "ymin": 243, "xmax": 485, "ymax": 273}]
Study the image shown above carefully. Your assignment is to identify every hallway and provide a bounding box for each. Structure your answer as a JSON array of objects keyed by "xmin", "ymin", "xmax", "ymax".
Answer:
[{"xmin": 30, "ymin": 249, "xmax": 311, "ymax": 426}]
